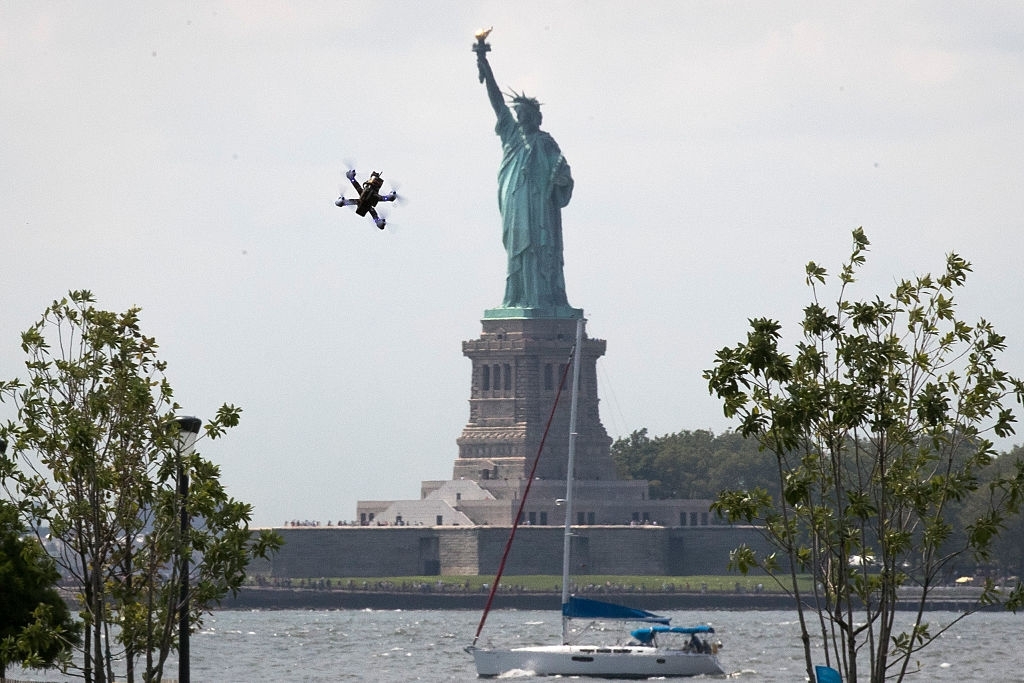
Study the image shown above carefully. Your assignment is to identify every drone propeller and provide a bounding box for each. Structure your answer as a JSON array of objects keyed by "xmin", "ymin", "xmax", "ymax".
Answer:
[
  {"xmin": 381, "ymin": 176, "xmax": 403, "ymax": 205},
  {"xmin": 375, "ymin": 203, "xmax": 404, "ymax": 233},
  {"xmin": 380, "ymin": 181, "xmax": 406, "ymax": 233}
]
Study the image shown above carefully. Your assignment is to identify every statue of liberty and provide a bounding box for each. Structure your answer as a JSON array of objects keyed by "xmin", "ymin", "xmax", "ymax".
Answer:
[{"xmin": 474, "ymin": 30, "xmax": 578, "ymax": 317}]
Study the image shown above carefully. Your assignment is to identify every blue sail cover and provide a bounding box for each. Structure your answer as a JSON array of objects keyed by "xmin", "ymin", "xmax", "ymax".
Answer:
[
  {"xmin": 629, "ymin": 625, "xmax": 716, "ymax": 643},
  {"xmin": 562, "ymin": 597, "xmax": 671, "ymax": 624}
]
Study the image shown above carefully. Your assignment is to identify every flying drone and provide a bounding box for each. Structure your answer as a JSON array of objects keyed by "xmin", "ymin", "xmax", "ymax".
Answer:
[{"xmin": 335, "ymin": 168, "xmax": 398, "ymax": 230}]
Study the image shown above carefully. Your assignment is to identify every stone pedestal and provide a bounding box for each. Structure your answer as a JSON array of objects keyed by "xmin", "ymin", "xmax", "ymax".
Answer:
[
  {"xmin": 453, "ymin": 314, "xmax": 616, "ymax": 484},
  {"xmin": 357, "ymin": 310, "xmax": 713, "ymax": 531}
]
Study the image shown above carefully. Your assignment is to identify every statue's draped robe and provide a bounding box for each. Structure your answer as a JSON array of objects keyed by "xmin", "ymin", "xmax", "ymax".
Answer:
[{"xmin": 494, "ymin": 105, "xmax": 573, "ymax": 309}]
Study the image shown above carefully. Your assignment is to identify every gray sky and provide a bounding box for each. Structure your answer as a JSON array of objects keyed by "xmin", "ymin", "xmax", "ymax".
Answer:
[{"xmin": 3, "ymin": 3, "xmax": 1024, "ymax": 527}]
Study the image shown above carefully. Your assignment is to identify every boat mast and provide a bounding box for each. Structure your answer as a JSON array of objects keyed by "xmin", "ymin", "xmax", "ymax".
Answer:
[
  {"xmin": 470, "ymin": 340, "xmax": 576, "ymax": 649},
  {"xmin": 560, "ymin": 317, "xmax": 584, "ymax": 645}
]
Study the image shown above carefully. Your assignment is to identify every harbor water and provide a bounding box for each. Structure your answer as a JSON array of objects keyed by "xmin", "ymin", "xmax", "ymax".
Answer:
[{"xmin": 8, "ymin": 608, "xmax": 1021, "ymax": 682}]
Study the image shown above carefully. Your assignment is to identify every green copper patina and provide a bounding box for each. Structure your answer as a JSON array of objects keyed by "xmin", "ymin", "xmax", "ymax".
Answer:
[{"xmin": 475, "ymin": 31, "xmax": 582, "ymax": 320}]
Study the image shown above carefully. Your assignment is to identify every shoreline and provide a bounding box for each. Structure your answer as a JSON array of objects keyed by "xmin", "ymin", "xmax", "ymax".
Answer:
[{"xmin": 217, "ymin": 587, "xmax": 991, "ymax": 612}]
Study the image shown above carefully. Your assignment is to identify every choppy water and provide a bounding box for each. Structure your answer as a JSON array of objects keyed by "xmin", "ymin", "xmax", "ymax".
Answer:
[{"xmin": 8, "ymin": 608, "xmax": 1020, "ymax": 681}]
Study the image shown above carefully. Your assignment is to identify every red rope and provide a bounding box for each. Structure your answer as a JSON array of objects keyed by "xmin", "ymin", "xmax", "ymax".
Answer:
[{"xmin": 471, "ymin": 347, "xmax": 575, "ymax": 647}]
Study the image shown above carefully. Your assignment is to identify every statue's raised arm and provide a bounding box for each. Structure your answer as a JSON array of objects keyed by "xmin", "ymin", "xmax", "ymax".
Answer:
[{"xmin": 473, "ymin": 28, "xmax": 505, "ymax": 117}]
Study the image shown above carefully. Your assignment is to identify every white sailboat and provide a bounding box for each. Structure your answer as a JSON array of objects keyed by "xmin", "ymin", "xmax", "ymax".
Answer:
[{"xmin": 467, "ymin": 318, "xmax": 724, "ymax": 678}]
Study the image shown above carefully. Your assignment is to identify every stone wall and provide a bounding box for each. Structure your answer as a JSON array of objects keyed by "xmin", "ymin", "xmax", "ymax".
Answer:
[
  {"xmin": 253, "ymin": 525, "xmax": 769, "ymax": 578},
  {"xmin": 258, "ymin": 527, "xmax": 429, "ymax": 577}
]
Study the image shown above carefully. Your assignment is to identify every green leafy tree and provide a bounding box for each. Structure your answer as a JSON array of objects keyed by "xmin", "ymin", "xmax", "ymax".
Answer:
[
  {"xmin": 612, "ymin": 428, "xmax": 777, "ymax": 500},
  {"xmin": 612, "ymin": 429, "xmax": 663, "ymax": 491},
  {"xmin": 0, "ymin": 498, "xmax": 80, "ymax": 679},
  {"xmin": 704, "ymin": 430, "xmax": 781, "ymax": 501},
  {"xmin": 704, "ymin": 230, "xmax": 1024, "ymax": 683},
  {"xmin": 0, "ymin": 291, "xmax": 280, "ymax": 683}
]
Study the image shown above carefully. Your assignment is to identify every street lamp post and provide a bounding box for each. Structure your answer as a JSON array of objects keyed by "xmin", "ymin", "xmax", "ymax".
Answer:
[{"xmin": 173, "ymin": 416, "xmax": 201, "ymax": 683}]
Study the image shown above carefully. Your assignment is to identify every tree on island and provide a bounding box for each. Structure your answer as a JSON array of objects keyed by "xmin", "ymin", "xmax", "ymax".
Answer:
[
  {"xmin": 0, "ymin": 291, "xmax": 281, "ymax": 683},
  {"xmin": 612, "ymin": 428, "xmax": 780, "ymax": 501},
  {"xmin": 612, "ymin": 428, "xmax": 1022, "ymax": 575},
  {"xmin": 0, "ymin": 498, "xmax": 80, "ymax": 679},
  {"xmin": 704, "ymin": 229, "xmax": 1024, "ymax": 683},
  {"xmin": 966, "ymin": 446, "xmax": 1024, "ymax": 577}
]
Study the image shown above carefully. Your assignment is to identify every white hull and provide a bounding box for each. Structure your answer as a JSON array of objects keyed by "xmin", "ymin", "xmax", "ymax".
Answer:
[{"xmin": 468, "ymin": 643, "xmax": 724, "ymax": 678}]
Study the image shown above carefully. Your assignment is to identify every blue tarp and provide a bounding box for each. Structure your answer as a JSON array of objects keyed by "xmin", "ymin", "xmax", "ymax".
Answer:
[
  {"xmin": 629, "ymin": 625, "xmax": 716, "ymax": 644},
  {"xmin": 562, "ymin": 597, "xmax": 671, "ymax": 624},
  {"xmin": 815, "ymin": 665, "xmax": 842, "ymax": 683}
]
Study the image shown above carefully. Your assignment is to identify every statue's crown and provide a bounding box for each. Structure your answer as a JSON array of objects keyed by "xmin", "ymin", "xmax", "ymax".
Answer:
[{"xmin": 506, "ymin": 89, "xmax": 541, "ymax": 111}]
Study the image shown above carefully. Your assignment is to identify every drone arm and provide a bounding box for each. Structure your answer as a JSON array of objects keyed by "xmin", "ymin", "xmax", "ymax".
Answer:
[{"xmin": 367, "ymin": 207, "xmax": 386, "ymax": 229}]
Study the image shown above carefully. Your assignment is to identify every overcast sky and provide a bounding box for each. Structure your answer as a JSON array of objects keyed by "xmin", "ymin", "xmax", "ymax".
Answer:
[{"xmin": 3, "ymin": 3, "xmax": 1024, "ymax": 527}]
